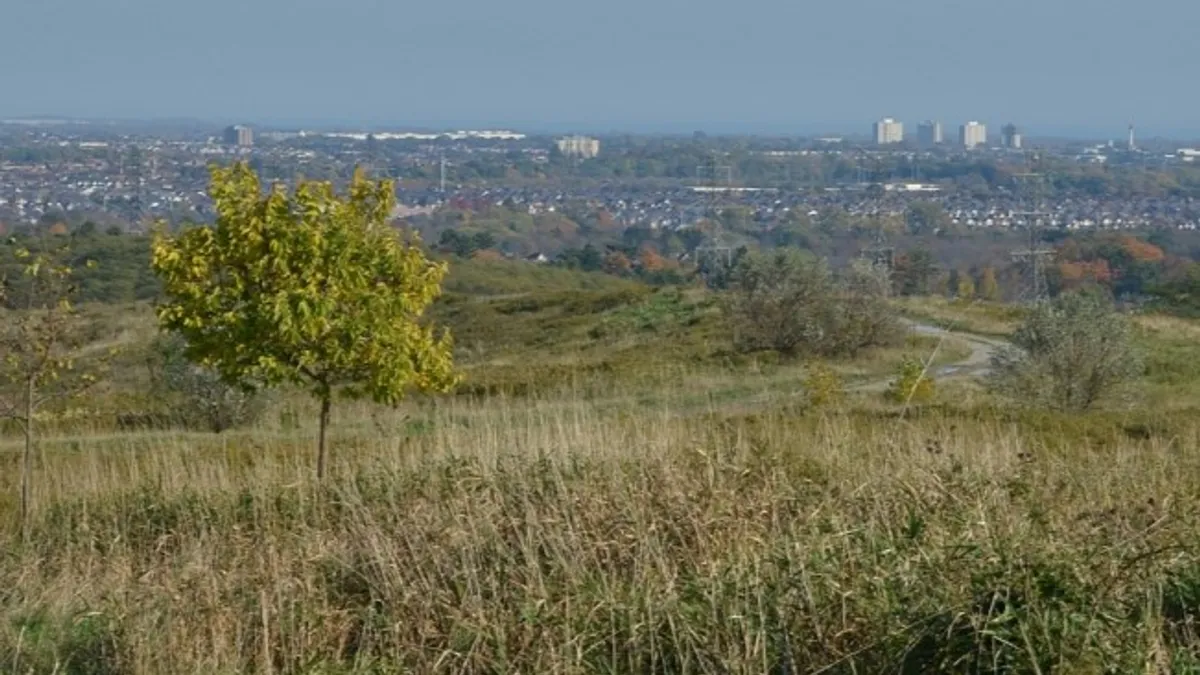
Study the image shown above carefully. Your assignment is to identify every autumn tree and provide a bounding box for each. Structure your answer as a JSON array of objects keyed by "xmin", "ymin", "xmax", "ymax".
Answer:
[
  {"xmin": 1119, "ymin": 235, "xmax": 1165, "ymax": 264},
  {"xmin": 978, "ymin": 267, "xmax": 1000, "ymax": 301},
  {"xmin": 1058, "ymin": 259, "xmax": 1113, "ymax": 291},
  {"xmin": 602, "ymin": 250, "xmax": 633, "ymax": 276},
  {"xmin": 152, "ymin": 163, "xmax": 458, "ymax": 479},
  {"xmin": 955, "ymin": 269, "xmax": 976, "ymax": 300},
  {"xmin": 637, "ymin": 246, "xmax": 668, "ymax": 273},
  {"xmin": 0, "ymin": 243, "xmax": 105, "ymax": 537}
]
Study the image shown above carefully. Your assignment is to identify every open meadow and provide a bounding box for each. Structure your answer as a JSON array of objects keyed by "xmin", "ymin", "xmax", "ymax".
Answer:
[{"xmin": 4, "ymin": 260, "xmax": 1200, "ymax": 673}]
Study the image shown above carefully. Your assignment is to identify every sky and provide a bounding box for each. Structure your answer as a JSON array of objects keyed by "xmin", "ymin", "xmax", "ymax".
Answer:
[{"xmin": 4, "ymin": 0, "xmax": 1199, "ymax": 137}]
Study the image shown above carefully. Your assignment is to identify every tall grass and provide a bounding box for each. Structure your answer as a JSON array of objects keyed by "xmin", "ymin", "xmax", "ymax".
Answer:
[{"xmin": 3, "ymin": 387, "xmax": 1200, "ymax": 673}]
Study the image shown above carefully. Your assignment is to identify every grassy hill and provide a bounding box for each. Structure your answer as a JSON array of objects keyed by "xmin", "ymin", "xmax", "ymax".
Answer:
[{"xmin": 4, "ymin": 258, "xmax": 1200, "ymax": 672}]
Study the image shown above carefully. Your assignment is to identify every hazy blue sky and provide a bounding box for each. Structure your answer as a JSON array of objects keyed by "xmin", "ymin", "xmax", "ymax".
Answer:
[{"xmin": 4, "ymin": 0, "xmax": 1198, "ymax": 136}]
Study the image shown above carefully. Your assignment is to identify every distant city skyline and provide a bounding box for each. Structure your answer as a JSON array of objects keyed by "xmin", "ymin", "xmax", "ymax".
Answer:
[
  {"xmin": 4, "ymin": 0, "xmax": 1199, "ymax": 138},
  {"xmin": 3, "ymin": 115, "xmax": 1191, "ymax": 144}
]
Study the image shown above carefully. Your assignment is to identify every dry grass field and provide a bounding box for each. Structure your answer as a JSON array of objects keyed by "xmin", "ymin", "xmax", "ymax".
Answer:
[{"xmin": 4, "ymin": 266, "xmax": 1200, "ymax": 673}]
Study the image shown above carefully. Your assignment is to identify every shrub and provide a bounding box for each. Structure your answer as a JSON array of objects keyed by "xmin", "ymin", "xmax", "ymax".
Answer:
[
  {"xmin": 724, "ymin": 250, "xmax": 898, "ymax": 357},
  {"xmin": 988, "ymin": 290, "xmax": 1143, "ymax": 411},
  {"xmin": 835, "ymin": 259, "xmax": 903, "ymax": 353},
  {"xmin": 146, "ymin": 334, "xmax": 267, "ymax": 433},
  {"xmin": 886, "ymin": 355, "xmax": 936, "ymax": 404},
  {"xmin": 803, "ymin": 363, "xmax": 845, "ymax": 408}
]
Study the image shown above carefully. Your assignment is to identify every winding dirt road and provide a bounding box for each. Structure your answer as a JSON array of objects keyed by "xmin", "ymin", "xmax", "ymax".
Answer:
[
  {"xmin": 906, "ymin": 320, "xmax": 1008, "ymax": 377},
  {"xmin": 851, "ymin": 320, "xmax": 1009, "ymax": 393}
]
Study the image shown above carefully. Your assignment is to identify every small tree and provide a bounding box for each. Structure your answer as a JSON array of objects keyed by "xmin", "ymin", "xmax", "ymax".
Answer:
[
  {"xmin": 152, "ymin": 163, "xmax": 458, "ymax": 478},
  {"xmin": 956, "ymin": 269, "xmax": 976, "ymax": 300},
  {"xmin": 0, "ymin": 245, "xmax": 104, "ymax": 536},
  {"xmin": 988, "ymin": 290, "xmax": 1142, "ymax": 411},
  {"xmin": 978, "ymin": 267, "xmax": 1000, "ymax": 301}
]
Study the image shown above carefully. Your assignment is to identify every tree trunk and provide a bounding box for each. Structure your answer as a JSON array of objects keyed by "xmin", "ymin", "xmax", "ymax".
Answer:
[
  {"xmin": 316, "ymin": 396, "xmax": 331, "ymax": 480},
  {"xmin": 20, "ymin": 377, "xmax": 34, "ymax": 542}
]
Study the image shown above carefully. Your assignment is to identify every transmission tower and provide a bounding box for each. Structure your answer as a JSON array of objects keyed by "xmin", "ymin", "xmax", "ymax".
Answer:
[
  {"xmin": 124, "ymin": 144, "xmax": 145, "ymax": 228},
  {"xmin": 1009, "ymin": 167, "xmax": 1055, "ymax": 303},
  {"xmin": 694, "ymin": 154, "xmax": 735, "ymax": 273},
  {"xmin": 860, "ymin": 223, "xmax": 895, "ymax": 270}
]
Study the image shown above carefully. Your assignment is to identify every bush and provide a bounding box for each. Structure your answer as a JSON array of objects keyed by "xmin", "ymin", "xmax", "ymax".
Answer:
[
  {"xmin": 803, "ymin": 363, "xmax": 845, "ymax": 407},
  {"xmin": 723, "ymin": 250, "xmax": 899, "ymax": 357},
  {"xmin": 886, "ymin": 355, "xmax": 936, "ymax": 404},
  {"xmin": 988, "ymin": 290, "xmax": 1143, "ymax": 411},
  {"xmin": 836, "ymin": 259, "xmax": 903, "ymax": 353},
  {"xmin": 146, "ymin": 334, "xmax": 268, "ymax": 433}
]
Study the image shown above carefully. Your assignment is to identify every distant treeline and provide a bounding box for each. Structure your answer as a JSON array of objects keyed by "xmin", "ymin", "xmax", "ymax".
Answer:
[{"xmin": 6, "ymin": 218, "xmax": 1200, "ymax": 318}]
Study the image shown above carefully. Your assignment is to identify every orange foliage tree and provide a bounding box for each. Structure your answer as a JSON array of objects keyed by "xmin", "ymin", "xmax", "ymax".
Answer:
[
  {"xmin": 1119, "ymin": 236, "xmax": 1165, "ymax": 263},
  {"xmin": 638, "ymin": 247, "xmax": 669, "ymax": 273},
  {"xmin": 602, "ymin": 251, "xmax": 633, "ymax": 276},
  {"xmin": 1058, "ymin": 259, "xmax": 1113, "ymax": 290}
]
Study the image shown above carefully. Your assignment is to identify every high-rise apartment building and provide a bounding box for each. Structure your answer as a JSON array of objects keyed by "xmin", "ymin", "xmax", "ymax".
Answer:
[
  {"xmin": 223, "ymin": 125, "xmax": 254, "ymax": 147},
  {"xmin": 555, "ymin": 135, "xmax": 601, "ymax": 158},
  {"xmin": 873, "ymin": 118, "xmax": 904, "ymax": 145},
  {"xmin": 1001, "ymin": 124, "xmax": 1022, "ymax": 149},
  {"xmin": 959, "ymin": 122, "xmax": 987, "ymax": 150},
  {"xmin": 917, "ymin": 121, "xmax": 943, "ymax": 146}
]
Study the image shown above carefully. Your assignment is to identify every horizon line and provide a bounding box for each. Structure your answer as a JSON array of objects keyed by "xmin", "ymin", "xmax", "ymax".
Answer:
[{"xmin": 4, "ymin": 114, "xmax": 1200, "ymax": 142}]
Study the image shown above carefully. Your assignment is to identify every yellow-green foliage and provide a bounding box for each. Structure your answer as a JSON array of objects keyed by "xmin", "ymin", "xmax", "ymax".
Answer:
[
  {"xmin": 978, "ymin": 266, "xmax": 1000, "ymax": 301},
  {"xmin": 151, "ymin": 163, "xmax": 458, "ymax": 475},
  {"xmin": 886, "ymin": 355, "xmax": 936, "ymax": 404},
  {"xmin": 803, "ymin": 362, "xmax": 845, "ymax": 407},
  {"xmin": 956, "ymin": 271, "xmax": 976, "ymax": 300},
  {"xmin": 0, "ymin": 244, "xmax": 107, "ymax": 533}
]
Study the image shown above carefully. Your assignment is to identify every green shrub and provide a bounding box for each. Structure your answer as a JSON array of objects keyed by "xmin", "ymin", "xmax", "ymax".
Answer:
[
  {"xmin": 803, "ymin": 362, "xmax": 845, "ymax": 408},
  {"xmin": 886, "ymin": 355, "xmax": 936, "ymax": 404},
  {"xmin": 724, "ymin": 251, "xmax": 899, "ymax": 357},
  {"xmin": 989, "ymin": 290, "xmax": 1143, "ymax": 411},
  {"xmin": 145, "ymin": 333, "xmax": 268, "ymax": 433}
]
